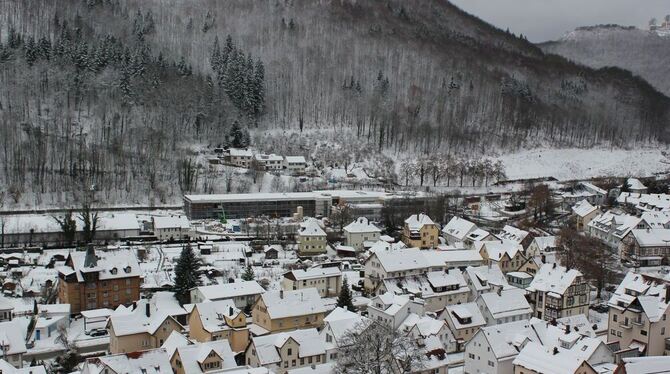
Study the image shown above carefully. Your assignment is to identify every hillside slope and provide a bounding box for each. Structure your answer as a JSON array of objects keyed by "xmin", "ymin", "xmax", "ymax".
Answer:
[
  {"xmin": 0, "ymin": 0, "xmax": 668, "ymax": 206},
  {"xmin": 541, "ymin": 25, "xmax": 670, "ymax": 96}
]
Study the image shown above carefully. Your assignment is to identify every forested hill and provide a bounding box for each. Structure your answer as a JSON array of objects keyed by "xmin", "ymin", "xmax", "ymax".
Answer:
[
  {"xmin": 540, "ymin": 25, "xmax": 670, "ymax": 97},
  {"xmin": 0, "ymin": 0, "xmax": 668, "ymax": 206}
]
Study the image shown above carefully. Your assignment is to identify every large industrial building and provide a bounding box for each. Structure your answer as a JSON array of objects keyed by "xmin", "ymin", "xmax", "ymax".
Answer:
[{"xmin": 183, "ymin": 190, "xmax": 389, "ymax": 220}]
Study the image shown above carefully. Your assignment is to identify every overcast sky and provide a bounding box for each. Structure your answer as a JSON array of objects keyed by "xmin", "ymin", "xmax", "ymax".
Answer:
[{"xmin": 449, "ymin": 0, "xmax": 670, "ymax": 43}]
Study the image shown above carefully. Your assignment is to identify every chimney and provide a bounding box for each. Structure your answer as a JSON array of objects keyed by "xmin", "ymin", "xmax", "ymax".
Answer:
[
  {"xmin": 145, "ymin": 303, "xmax": 151, "ymax": 318},
  {"xmin": 553, "ymin": 347, "xmax": 559, "ymax": 355},
  {"xmin": 496, "ymin": 287, "xmax": 502, "ymax": 297},
  {"xmin": 279, "ymin": 290, "xmax": 284, "ymax": 299},
  {"xmin": 665, "ymin": 285, "xmax": 670, "ymax": 303},
  {"xmin": 552, "ymin": 263, "xmax": 557, "ymax": 269},
  {"xmin": 565, "ymin": 324, "xmax": 571, "ymax": 334},
  {"xmin": 229, "ymin": 306, "xmax": 234, "ymax": 316}
]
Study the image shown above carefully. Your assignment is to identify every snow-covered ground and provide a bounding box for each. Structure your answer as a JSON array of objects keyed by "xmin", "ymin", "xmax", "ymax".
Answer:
[{"xmin": 500, "ymin": 148, "xmax": 668, "ymax": 181}]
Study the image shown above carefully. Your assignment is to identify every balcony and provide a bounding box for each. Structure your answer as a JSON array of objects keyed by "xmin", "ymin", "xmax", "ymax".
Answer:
[
  {"xmin": 665, "ymin": 338, "xmax": 670, "ymax": 352},
  {"xmin": 619, "ymin": 321, "xmax": 632, "ymax": 329}
]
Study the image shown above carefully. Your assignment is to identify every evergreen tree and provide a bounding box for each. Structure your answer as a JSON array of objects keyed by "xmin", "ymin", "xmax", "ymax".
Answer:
[
  {"xmin": 253, "ymin": 59, "xmax": 265, "ymax": 115},
  {"xmin": 173, "ymin": 244, "xmax": 201, "ymax": 305},
  {"xmin": 8, "ymin": 26, "xmax": 21, "ymax": 49},
  {"xmin": 38, "ymin": 37, "xmax": 51, "ymax": 60},
  {"xmin": 229, "ymin": 121, "xmax": 246, "ymax": 148},
  {"xmin": 336, "ymin": 277, "xmax": 355, "ymax": 312},
  {"xmin": 210, "ymin": 36, "xmax": 221, "ymax": 72},
  {"xmin": 24, "ymin": 36, "xmax": 37, "ymax": 65},
  {"xmin": 241, "ymin": 264, "xmax": 255, "ymax": 281}
]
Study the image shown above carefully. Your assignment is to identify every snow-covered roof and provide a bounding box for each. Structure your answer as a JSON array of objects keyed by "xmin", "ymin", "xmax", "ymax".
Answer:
[
  {"xmin": 527, "ymin": 263, "xmax": 583, "ymax": 295},
  {"xmin": 0, "ymin": 320, "xmax": 27, "ymax": 356},
  {"xmin": 150, "ymin": 291, "xmax": 187, "ymax": 317},
  {"xmin": 629, "ymin": 229, "xmax": 670, "ymax": 247},
  {"xmin": 513, "ymin": 341, "xmax": 590, "ymax": 374},
  {"xmin": 405, "ymin": 213, "xmax": 435, "ymax": 231},
  {"xmin": 580, "ymin": 182, "xmax": 606, "ymax": 195},
  {"xmin": 259, "ymin": 288, "xmax": 327, "ymax": 319},
  {"xmin": 343, "ymin": 217, "xmax": 381, "ymax": 234},
  {"xmin": 571, "ymin": 199, "xmax": 597, "ymax": 217},
  {"xmin": 37, "ymin": 303, "xmax": 71, "ymax": 316},
  {"xmin": 618, "ymin": 192, "xmax": 670, "ymax": 212},
  {"xmin": 640, "ymin": 211, "xmax": 670, "ymax": 229},
  {"xmin": 153, "ymin": 215, "xmax": 190, "ymax": 230},
  {"xmin": 531, "ymin": 236, "xmax": 557, "ymax": 252},
  {"xmin": 323, "ymin": 307, "xmax": 370, "ymax": 347},
  {"xmin": 229, "ymin": 148, "xmax": 253, "ymax": 157},
  {"xmin": 478, "ymin": 319, "xmax": 535, "ymax": 359},
  {"xmin": 480, "ymin": 241, "xmax": 523, "ymax": 261},
  {"xmin": 89, "ymin": 348, "xmax": 172, "ymax": 374},
  {"xmin": 626, "ymin": 178, "xmax": 647, "ymax": 191},
  {"xmin": 622, "ymin": 356, "xmax": 670, "ymax": 374},
  {"xmin": 285, "ymin": 156, "xmax": 306, "ymax": 164},
  {"xmin": 288, "ymin": 362, "xmax": 335, "ymax": 374},
  {"xmin": 478, "ymin": 289, "xmax": 532, "ymax": 319},
  {"xmin": 496, "ymin": 225, "xmax": 529, "ymax": 244},
  {"xmin": 298, "ymin": 218, "xmax": 326, "ymax": 237},
  {"xmin": 465, "ymin": 228, "xmax": 492, "ymax": 241},
  {"xmin": 370, "ymin": 248, "xmax": 427, "ymax": 272},
  {"xmin": 608, "ymin": 271, "xmax": 670, "ymax": 322},
  {"xmin": 174, "ymin": 340, "xmax": 238, "ymax": 372},
  {"xmin": 192, "ymin": 299, "xmax": 242, "ymax": 333},
  {"xmin": 442, "ymin": 217, "xmax": 477, "ymax": 240},
  {"xmin": 284, "ymin": 267, "xmax": 341, "ymax": 281},
  {"xmin": 465, "ymin": 265, "xmax": 512, "ymax": 292},
  {"xmin": 251, "ymin": 328, "xmax": 325, "ymax": 365},
  {"xmin": 0, "ymin": 359, "xmax": 46, "ymax": 373},
  {"xmin": 401, "ymin": 313, "xmax": 448, "ymax": 338},
  {"xmin": 382, "ymin": 270, "xmax": 467, "ymax": 299},
  {"xmin": 255, "ymin": 153, "xmax": 284, "ymax": 162},
  {"xmin": 108, "ymin": 300, "xmax": 180, "ymax": 337},
  {"xmin": 2, "ymin": 212, "xmax": 140, "ymax": 235},
  {"xmin": 444, "ymin": 302, "xmax": 485, "ymax": 330},
  {"xmin": 194, "ymin": 281, "xmax": 265, "ymax": 301},
  {"xmin": 59, "ymin": 248, "xmax": 141, "ymax": 282},
  {"xmin": 588, "ymin": 210, "xmax": 641, "ymax": 238}
]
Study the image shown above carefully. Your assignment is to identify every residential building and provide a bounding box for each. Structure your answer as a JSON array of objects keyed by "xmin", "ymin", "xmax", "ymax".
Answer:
[
  {"xmin": 190, "ymin": 281, "xmax": 265, "ymax": 310},
  {"xmin": 619, "ymin": 228, "xmax": 670, "ymax": 267},
  {"xmin": 617, "ymin": 192, "xmax": 670, "ymax": 213},
  {"xmin": 512, "ymin": 342, "xmax": 598, "ymax": 374},
  {"xmin": 343, "ymin": 217, "xmax": 381, "ymax": 251},
  {"xmin": 625, "ymin": 178, "xmax": 648, "ymax": 194},
  {"xmin": 572, "ymin": 200, "xmax": 599, "ymax": 231},
  {"xmin": 33, "ymin": 304, "xmax": 70, "ymax": 342},
  {"xmin": 402, "ymin": 213, "xmax": 439, "ymax": 249},
  {"xmin": 284, "ymin": 156, "xmax": 307, "ymax": 174},
  {"xmin": 464, "ymin": 265, "xmax": 513, "ymax": 300},
  {"xmin": 616, "ymin": 356, "xmax": 670, "ymax": 374},
  {"xmin": 496, "ymin": 225, "xmax": 531, "ymax": 247},
  {"xmin": 376, "ymin": 270, "xmax": 470, "ymax": 312},
  {"xmin": 108, "ymin": 301, "xmax": 184, "ymax": 354},
  {"xmin": 188, "ymin": 300, "xmax": 250, "ymax": 353},
  {"xmin": 57, "ymin": 248, "xmax": 142, "ymax": 313},
  {"xmin": 506, "ymin": 271, "xmax": 534, "ymax": 289},
  {"xmin": 281, "ymin": 267, "xmax": 342, "ymax": 298},
  {"xmin": 527, "ymin": 263, "xmax": 590, "ymax": 321},
  {"xmin": 588, "ymin": 211, "xmax": 641, "ymax": 249},
  {"xmin": 607, "ymin": 271, "xmax": 670, "ymax": 357},
  {"xmin": 152, "ymin": 215, "xmax": 192, "ymax": 241},
  {"xmin": 367, "ymin": 293, "xmax": 425, "ymax": 329},
  {"xmin": 225, "ymin": 148, "xmax": 253, "ymax": 168},
  {"xmin": 401, "ymin": 313, "xmax": 457, "ymax": 354},
  {"xmin": 639, "ymin": 211, "xmax": 670, "ymax": 229},
  {"xmin": 320, "ymin": 307, "xmax": 370, "ymax": 362},
  {"xmin": 244, "ymin": 328, "xmax": 326, "ymax": 374},
  {"xmin": 476, "ymin": 288, "xmax": 533, "ymax": 326},
  {"xmin": 477, "ymin": 241, "xmax": 527, "ymax": 274},
  {"xmin": 81, "ymin": 348, "xmax": 173, "ymax": 374},
  {"xmin": 254, "ymin": 153, "xmax": 284, "ymax": 171},
  {"xmin": 441, "ymin": 302, "xmax": 486, "ymax": 349},
  {"xmin": 562, "ymin": 182, "xmax": 607, "ymax": 207},
  {"xmin": 442, "ymin": 217, "xmax": 477, "ymax": 245},
  {"xmin": 526, "ymin": 236, "xmax": 558, "ymax": 256},
  {"xmin": 170, "ymin": 339, "xmax": 238, "ymax": 374},
  {"xmin": 0, "ymin": 320, "xmax": 27, "ymax": 369},
  {"xmin": 297, "ymin": 219, "xmax": 327, "ymax": 257},
  {"xmin": 0, "ymin": 297, "xmax": 13, "ymax": 322},
  {"xmin": 463, "ymin": 228, "xmax": 496, "ymax": 250},
  {"xmin": 464, "ymin": 319, "xmax": 532, "ymax": 374},
  {"xmin": 251, "ymin": 288, "xmax": 327, "ymax": 333}
]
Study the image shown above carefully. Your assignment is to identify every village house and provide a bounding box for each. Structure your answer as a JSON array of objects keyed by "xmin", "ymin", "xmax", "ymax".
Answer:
[
  {"xmin": 496, "ymin": 225, "xmax": 531, "ymax": 247},
  {"xmin": 526, "ymin": 235, "xmax": 558, "ymax": 257},
  {"xmin": 225, "ymin": 148, "xmax": 253, "ymax": 168},
  {"xmin": 572, "ymin": 200, "xmax": 599, "ymax": 231},
  {"xmin": 442, "ymin": 216, "xmax": 477, "ymax": 245},
  {"xmin": 512, "ymin": 342, "xmax": 599, "ymax": 374},
  {"xmin": 477, "ymin": 241, "xmax": 527, "ymax": 274},
  {"xmin": 463, "ymin": 228, "xmax": 496, "ymax": 250},
  {"xmin": 190, "ymin": 280, "xmax": 266, "ymax": 310},
  {"xmin": 320, "ymin": 307, "xmax": 370, "ymax": 362},
  {"xmin": 152, "ymin": 215, "xmax": 192, "ymax": 241},
  {"xmin": 0, "ymin": 296, "xmax": 14, "ymax": 322},
  {"xmin": 245, "ymin": 328, "xmax": 326, "ymax": 374},
  {"xmin": 255, "ymin": 153, "xmax": 285, "ymax": 171},
  {"xmin": 343, "ymin": 217, "xmax": 381, "ymax": 252},
  {"xmin": 441, "ymin": 302, "xmax": 486, "ymax": 350},
  {"xmin": 107, "ymin": 300, "xmax": 185, "ymax": 354},
  {"xmin": 187, "ymin": 300, "xmax": 250, "ymax": 353},
  {"xmin": 619, "ymin": 228, "xmax": 670, "ymax": 267},
  {"xmin": 506, "ymin": 271, "xmax": 534, "ymax": 289},
  {"xmin": 464, "ymin": 319, "xmax": 532, "ymax": 374},
  {"xmin": 639, "ymin": 211, "xmax": 670, "ymax": 230},
  {"xmin": 607, "ymin": 271, "xmax": 670, "ymax": 357},
  {"xmin": 588, "ymin": 210, "xmax": 641, "ymax": 249},
  {"xmin": 463, "ymin": 264, "xmax": 513, "ymax": 300},
  {"xmin": 402, "ymin": 213, "xmax": 439, "ymax": 249},
  {"xmin": 615, "ymin": 356, "xmax": 670, "ymax": 374},
  {"xmin": 0, "ymin": 320, "xmax": 27, "ymax": 369},
  {"xmin": 476, "ymin": 288, "xmax": 533, "ymax": 326},
  {"xmin": 281, "ymin": 267, "xmax": 342, "ymax": 298},
  {"xmin": 251, "ymin": 288, "xmax": 327, "ymax": 333},
  {"xmin": 283, "ymin": 156, "xmax": 307, "ymax": 174},
  {"xmin": 170, "ymin": 338, "xmax": 238, "ymax": 374},
  {"xmin": 562, "ymin": 182, "xmax": 607, "ymax": 207},
  {"xmin": 526, "ymin": 263, "xmax": 590, "ymax": 321},
  {"xmin": 81, "ymin": 348, "xmax": 173, "ymax": 374},
  {"xmin": 401, "ymin": 313, "xmax": 457, "ymax": 354},
  {"xmin": 57, "ymin": 248, "xmax": 142, "ymax": 313},
  {"xmin": 296, "ymin": 219, "xmax": 327, "ymax": 257},
  {"xmin": 625, "ymin": 178, "xmax": 648, "ymax": 194},
  {"xmin": 376, "ymin": 270, "xmax": 470, "ymax": 312},
  {"xmin": 618, "ymin": 192, "xmax": 670, "ymax": 213},
  {"xmin": 367, "ymin": 293, "xmax": 425, "ymax": 329}
]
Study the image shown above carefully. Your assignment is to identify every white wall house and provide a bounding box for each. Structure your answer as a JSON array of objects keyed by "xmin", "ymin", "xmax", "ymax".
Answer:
[{"xmin": 343, "ymin": 217, "xmax": 381, "ymax": 252}]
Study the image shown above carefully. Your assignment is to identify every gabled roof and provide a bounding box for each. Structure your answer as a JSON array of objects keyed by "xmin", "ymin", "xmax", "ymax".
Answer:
[
  {"xmin": 283, "ymin": 267, "xmax": 341, "ymax": 282},
  {"xmin": 0, "ymin": 320, "xmax": 27, "ymax": 356},
  {"xmin": 442, "ymin": 217, "xmax": 477, "ymax": 240},
  {"xmin": 59, "ymin": 248, "xmax": 141, "ymax": 282},
  {"xmin": 608, "ymin": 271, "xmax": 670, "ymax": 322},
  {"xmin": 444, "ymin": 302, "xmax": 486, "ymax": 330},
  {"xmin": 298, "ymin": 219, "xmax": 326, "ymax": 237},
  {"xmin": 344, "ymin": 217, "xmax": 381, "ymax": 234},
  {"xmin": 527, "ymin": 263, "xmax": 582, "ymax": 295},
  {"xmin": 322, "ymin": 307, "xmax": 370, "ymax": 347},
  {"xmin": 259, "ymin": 288, "xmax": 327, "ymax": 319},
  {"xmin": 108, "ymin": 300, "xmax": 182, "ymax": 337},
  {"xmin": 174, "ymin": 340, "xmax": 237, "ymax": 373},
  {"xmin": 465, "ymin": 265, "xmax": 512, "ymax": 292},
  {"xmin": 285, "ymin": 156, "xmax": 306, "ymax": 164},
  {"xmin": 192, "ymin": 300, "xmax": 243, "ymax": 333},
  {"xmin": 496, "ymin": 225, "xmax": 529, "ymax": 244},
  {"xmin": 477, "ymin": 319, "xmax": 536, "ymax": 359},
  {"xmin": 478, "ymin": 289, "xmax": 532, "ymax": 319},
  {"xmin": 405, "ymin": 214, "xmax": 435, "ymax": 231},
  {"xmin": 513, "ymin": 341, "xmax": 594, "ymax": 374},
  {"xmin": 531, "ymin": 236, "xmax": 557, "ymax": 252},
  {"xmin": 86, "ymin": 348, "xmax": 172, "ymax": 374},
  {"xmin": 629, "ymin": 229, "xmax": 670, "ymax": 247},
  {"xmin": 622, "ymin": 356, "xmax": 670, "ymax": 374},
  {"xmin": 572, "ymin": 200, "xmax": 597, "ymax": 218},
  {"xmin": 194, "ymin": 281, "xmax": 265, "ymax": 301},
  {"xmin": 480, "ymin": 241, "xmax": 523, "ymax": 261},
  {"xmin": 252, "ymin": 329, "xmax": 325, "ymax": 365},
  {"xmin": 152, "ymin": 215, "xmax": 190, "ymax": 230}
]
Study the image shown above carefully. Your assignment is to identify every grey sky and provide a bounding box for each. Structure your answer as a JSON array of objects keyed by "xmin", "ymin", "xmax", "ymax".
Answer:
[{"xmin": 449, "ymin": 0, "xmax": 670, "ymax": 43}]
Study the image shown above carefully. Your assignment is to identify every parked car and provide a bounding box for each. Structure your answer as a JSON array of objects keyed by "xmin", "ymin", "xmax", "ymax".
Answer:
[{"xmin": 88, "ymin": 328, "xmax": 108, "ymax": 337}]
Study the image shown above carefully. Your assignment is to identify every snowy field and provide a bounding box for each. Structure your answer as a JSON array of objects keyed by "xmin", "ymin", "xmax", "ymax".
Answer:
[{"xmin": 500, "ymin": 148, "xmax": 668, "ymax": 181}]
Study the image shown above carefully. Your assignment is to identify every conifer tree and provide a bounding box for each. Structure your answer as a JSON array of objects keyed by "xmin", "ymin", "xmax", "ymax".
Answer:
[
  {"xmin": 173, "ymin": 244, "xmax": 201, "ymax": 305},
  {"xmin": 241, "ymin": 264, "xmax": 255, "ymax": 281},
  {"xmin": 336, "ymin": 277, "xmax": 355, "ymax": 312}
]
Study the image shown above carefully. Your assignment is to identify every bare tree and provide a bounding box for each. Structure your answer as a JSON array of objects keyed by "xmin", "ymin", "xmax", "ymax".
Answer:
[{"xmin": 53, "ymin": 210, "xmax": 77, "ymax": 247}]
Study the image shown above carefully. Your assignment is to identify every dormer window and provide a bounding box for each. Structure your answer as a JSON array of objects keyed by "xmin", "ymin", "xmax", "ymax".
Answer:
[
  {"xmin": 124, "ymin": 266, "xmax": 132, "ymax": 273},
  {"xmin": 110, "ymin": 268, "xmax": 118, "ymax": 275}
]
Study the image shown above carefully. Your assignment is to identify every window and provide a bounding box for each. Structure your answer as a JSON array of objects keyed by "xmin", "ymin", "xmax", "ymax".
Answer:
[
  {"xmin": 612, "ymin": 314, "xmax": 618, "ymax": 322},
  {"xmin": 662, "ymin": 327, "xmax": 666, "ymax": 335},
  {"xmin": 488, "ymin": 361, "xmax": 495, "ymax": 367},
  {"xmin": 287, "ymin": 348, "xmax": 292, "ymax": 355},
  {"xmin": 292, "ymin": 360, "xmax": 296, "ymax": 366},
  {"xmin": 641, "ymin": 330, "xmax": 648, "ymax": 336},
  {"xmin": 468, "ymin": 353, "xmax": 475, "ymax": 359}
]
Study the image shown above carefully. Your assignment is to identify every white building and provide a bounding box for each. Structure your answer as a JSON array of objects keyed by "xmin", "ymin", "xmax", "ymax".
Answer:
[
  {"xmin": 367, "ymin": 293, "xmax": 424, "ymax": 329},
  {"xmin": 0, "ymin": 320, "xmax": 27, "ymax": 368},
  {"xmin": 476, "ymin": 288, "xmax": 533, "ymax": 326},
  {"xmin": 320, "ymin": 307, "xmax": 370, "ymax": 362},
  {"xmin": 526, "ymin": 263, "xmax": 590, "ymax": 321},
  {"xmin": 377, "ymin": 269, "xmax": 470, "ymax": 312},
  {"xmin": 190, "ymin": 281, "xmax": 266, "ymax": 309},
  {"xmin": 441, "ymin": 302, "xmax": 486, "ymax": 349},
  {"xmin": 572, "ymin": 199, "xmax": 599, "ymax": 231},
  {"xmin": 464, "ymin": 265, "xmax": 513, "ymax": 300},
  {"xmin": 152, "ymin": 215, "xmax": 192, "ymax": 241},
  {"xmin": 442, "ymin": 216, "xmax": 477, "ymax": 245},
  {"xmin": 587, "ymin": 210, "xmax": 641, "ymax": 249},
  {"xmin": 244, "ymin": 328, "xmax": 326, "ymax": 374},
  {"xmin": 255, "ymin": 153, "xmax": 284, "ymax": 171},
  {"xmin": 281, "ymin": 267, "xmax": 342, "ymax": 298},
  {"xmin": 343, "ymin": 217, "xmax": 381, "ymax": 252},
  {"xmin": 284, "ymin": 156, "xmax": 307, "ymax": 174},
  {"xmin": 226, "ymin": 148, "xmax": 253, "ymax": 168}
]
